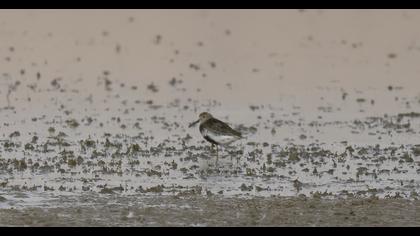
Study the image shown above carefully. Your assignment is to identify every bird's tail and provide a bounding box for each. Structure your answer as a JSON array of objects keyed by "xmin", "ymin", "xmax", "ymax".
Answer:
[{"xmin": 231, "ymin": 124, "xmax": 257, "ymax": 142}]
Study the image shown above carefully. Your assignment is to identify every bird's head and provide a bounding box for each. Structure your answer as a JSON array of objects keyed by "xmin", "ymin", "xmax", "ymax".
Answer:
[{"xmin": 189, "ymin": 112, "xmax": 213, "ymax": 127}]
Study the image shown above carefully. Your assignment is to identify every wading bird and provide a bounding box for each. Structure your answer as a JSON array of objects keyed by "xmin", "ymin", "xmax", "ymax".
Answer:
[{"xmin": 189, "ymin": 112, "xmax": 242, "ymax": 164}]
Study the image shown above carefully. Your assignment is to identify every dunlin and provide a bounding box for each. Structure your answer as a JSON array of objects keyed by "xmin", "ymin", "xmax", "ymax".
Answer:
[{"xmin": 189, "ymin": 112, "xmax": 242, "ymax": 164}]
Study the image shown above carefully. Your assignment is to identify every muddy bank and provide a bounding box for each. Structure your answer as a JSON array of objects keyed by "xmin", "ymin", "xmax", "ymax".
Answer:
[
  {"xmin": 0, "ymin": 194, "xmax": 419, "ymax": 226},
  {"xmin": 2, "ymin": 10, "xmax": 420, "ymax": 227}
]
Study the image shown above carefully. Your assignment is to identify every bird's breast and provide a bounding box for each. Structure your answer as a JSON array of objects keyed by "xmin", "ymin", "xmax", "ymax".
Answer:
[{"xmin": 200, "ymin": 126, "xmax": 239, "ymax": 145}]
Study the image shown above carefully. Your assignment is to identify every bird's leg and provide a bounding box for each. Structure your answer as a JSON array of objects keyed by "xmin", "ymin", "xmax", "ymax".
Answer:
[
  {"xmin": 216, "ymin": 145, "xmax": 219, "ymax": 166},
  {"xmin": 236, "ymin": 147, "xmax": 242, "ymax": 164},
  {"xmin": 211, "ymin": 144, "xmax": 217, "ymax": 166}
]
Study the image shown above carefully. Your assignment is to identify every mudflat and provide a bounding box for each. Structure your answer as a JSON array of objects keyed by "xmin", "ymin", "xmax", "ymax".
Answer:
[
  {"xmin": 0, "ymin": 194, "xmax": 419, "ymax": 226},
  {"xmin": 1, "ymin": 10, "xmax": 420, "ymax": 226}
]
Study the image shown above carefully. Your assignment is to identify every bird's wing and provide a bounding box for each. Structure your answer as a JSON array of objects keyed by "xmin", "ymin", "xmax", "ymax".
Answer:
[{"xmin": 207, "ymin": 118, "xmax": 242, "ymax": 137}]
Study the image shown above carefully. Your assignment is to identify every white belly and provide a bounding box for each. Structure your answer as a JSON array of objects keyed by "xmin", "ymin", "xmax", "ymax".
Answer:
[{"xmin": 201, "ymin": 129, "xmax": 240, "ymax": 145}]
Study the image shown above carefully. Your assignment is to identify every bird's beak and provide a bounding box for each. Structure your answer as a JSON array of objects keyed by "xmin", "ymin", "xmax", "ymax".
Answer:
[{"xmin": 188, "ymin": 119, "xmax": 199, "ymax": 128}]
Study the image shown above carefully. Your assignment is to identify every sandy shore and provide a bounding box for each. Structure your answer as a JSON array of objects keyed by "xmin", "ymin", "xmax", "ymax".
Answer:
[{"xmin": 0, "ymin": 194, "xmax": 419, "ymax": 226}]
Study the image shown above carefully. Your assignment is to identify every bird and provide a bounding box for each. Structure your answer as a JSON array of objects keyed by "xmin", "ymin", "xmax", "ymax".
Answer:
[{"xmin": 189, "ymin": 112, "xmax": 242, "ymax": 164}]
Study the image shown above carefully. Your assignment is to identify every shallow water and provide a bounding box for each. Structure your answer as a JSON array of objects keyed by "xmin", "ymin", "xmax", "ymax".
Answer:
[{"xmin": 1, "ymin": 9, "xmax": 420, "ymax": 226}]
